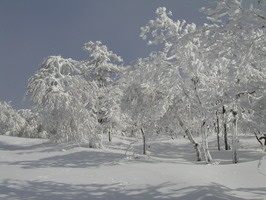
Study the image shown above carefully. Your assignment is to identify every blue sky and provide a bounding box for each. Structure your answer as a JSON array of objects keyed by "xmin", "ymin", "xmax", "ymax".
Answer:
[{"xmin": 0, "ymin": 0, "xmax": 258, "ymax": 109}]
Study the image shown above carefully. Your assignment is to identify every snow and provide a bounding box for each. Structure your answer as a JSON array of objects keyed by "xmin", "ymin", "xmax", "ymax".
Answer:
[{"xmin": 0, "ymin": 135, "xmax": 265, "ymax": 200}]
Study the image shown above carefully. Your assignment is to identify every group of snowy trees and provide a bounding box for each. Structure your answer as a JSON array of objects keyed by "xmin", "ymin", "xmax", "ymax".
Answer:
[
  {"xmin": 0, "ymin": 101, "xmax": 45, "ymax": 138},
  {"xmin": 137, "ymin": 0, "xmax": 266, "ymax": 163},
  {"xmin": 1, "ymin": 0, "xmax": 265, "ymax": 163},
  {"xmin": 26, "ymin": 41, "xmax": 125, "ymax": 147}
]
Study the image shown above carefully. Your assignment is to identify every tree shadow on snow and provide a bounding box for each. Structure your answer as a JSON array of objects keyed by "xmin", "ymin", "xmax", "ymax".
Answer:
[
  {"xmin": 148, "ymin": 141, "xmax": 197, "ymax": 163},
  {"xmin": 174, "ymin": 182, "xmax": 266, "ymax": 200},
  {"xmin": 0, "ymin": 140, "xmax": 52, "ymax": 152},
  {"xmin": 6, "ymin": 151, "xmax": 124, "ymax": 169},
  {"xmin": 0, "ymin": 140, "xmax": 82, "ymax": 155},
  {"xmin": 211, "ymin": 149, "xmax": 264, "ymax": 165},
  {"xmin": 118, "ymin": 141, "xmax": 197, "ymax": 165},
  {"xmin": 124, "ymin": 139, "xmax": 263, "ymax": 165},
  {"xmin": 0, "ymin": 138, "xmax": 102, "ymax": 154},
  {"xmin": 0, "ymin": 179, "xmax": 265, "ymax": 200},
  {"xmin": 125, "ymin": 140, "xmax": 199, "ymax": 164}
]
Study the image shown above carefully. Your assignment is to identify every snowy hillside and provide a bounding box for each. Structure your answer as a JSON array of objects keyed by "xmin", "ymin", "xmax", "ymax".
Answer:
[{"xmin": 0, "ymin": 135, "xmax": 265, "ymax": 200}]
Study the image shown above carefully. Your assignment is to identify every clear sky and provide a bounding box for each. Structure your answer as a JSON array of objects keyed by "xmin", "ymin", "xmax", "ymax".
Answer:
[{"xmin": 0, "ymin": 0, "xmax": 258, "ymax": 109}]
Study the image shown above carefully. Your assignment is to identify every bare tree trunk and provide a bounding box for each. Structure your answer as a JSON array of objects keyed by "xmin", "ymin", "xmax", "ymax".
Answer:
[
  {"xmin": 223, "ymin": 106, "xmax": 230, "ymax": 150},
  {"xmin": 178, "ymin": 117, "xmax": 202, "ymax": 161},
  {"xmin": 140, "ymin": 128, "xmax": 146, "ymax": 155},
  {"xmin": 201, "ymin": 121, "xmax": 213, "ymax": 163},
  {"xmin": 216, "ymin": 111, "xmax": 221, "ymax": 151},
  {"xmin": 231, "ymin": 110, "xmax": 238, "ymax": 164},
  {"xmin": 108, "ymin": 131, "xmax": 112, "ymax": 142}
]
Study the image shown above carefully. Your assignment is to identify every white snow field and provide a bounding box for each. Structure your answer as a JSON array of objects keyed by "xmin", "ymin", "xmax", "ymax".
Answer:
[{"xmin": 0, "ymin": 135, "xmax": 265, "ymax": 200}]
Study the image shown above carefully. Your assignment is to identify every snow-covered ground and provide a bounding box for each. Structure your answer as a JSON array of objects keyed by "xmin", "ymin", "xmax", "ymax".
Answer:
[{"xmin": 0, "ymin": 135, "xmax": 265, "ymax": 200}]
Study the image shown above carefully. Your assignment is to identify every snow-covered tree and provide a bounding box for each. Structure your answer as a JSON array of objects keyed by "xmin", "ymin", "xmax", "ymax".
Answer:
[
  {"xmin": 102, "ymin": 84, "xmax": 128, "ymax": 142},
  {"xmin": 27, "ymin": 56, "xmax": 101, "ymax": 146},
  {"xmin": 140, "ymin": 7, "xmax": 218, "ymax": 162},
  {"xmin": 17, "ymin": 109, "xmax": 47, "ymax": 139},
  {"xmin": 0, "ymin": 101, "xmax": 26, "ymax": 137},
  {"xmin": 83, "ymin": 41, "xmax": 123, "ymax": 88},
  {"xmin": 200, "ymin": 0, "xmax": 266, "ymax": 163},
  {"xmin": 0, "ymin": 102, "xmax": 46, "ymax": 138},
  {"xmin": 121, "ymin": 52, "xmax": 175, "ymax": 155},
  {"xmin": 82, "ymin": 41, "xmax": 124, "ymax": 141},
  {"xmin": 140, "ymin": 3, "xmax": 266, "ymax": 163}
]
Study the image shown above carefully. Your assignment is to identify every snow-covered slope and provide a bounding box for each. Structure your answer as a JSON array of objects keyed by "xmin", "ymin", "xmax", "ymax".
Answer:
[{"xmin": 0, "ymin": 135, "xmax": 265, "ymax": 200}]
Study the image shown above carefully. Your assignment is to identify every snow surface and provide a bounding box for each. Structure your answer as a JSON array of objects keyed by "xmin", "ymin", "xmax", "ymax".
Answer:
[{"xmin": 0, "ymin": 135, "xmax": 265, "ymax": 200}]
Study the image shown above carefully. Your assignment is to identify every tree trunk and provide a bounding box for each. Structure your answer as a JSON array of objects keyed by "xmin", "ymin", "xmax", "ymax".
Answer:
[
  {"xmin": 216, "ymin": 111, "xmax": 221, "ymax": 151},
  {"xmin": 108, "ymin": 131, "xmax": 112, "ymax": 142},
  {"xmin": 140, "ymin": 128, "xmax": 146, "ymax": 155},
  {"xmin": 261, "ymin": 134, "xmax": 266, "ymax": 152},
  {"xmin": 223, "ymin": 106, "xmax": 230, "ymax": 150},
  {"xmin": 201, "ymin": 121, "xmax": 213, "ymax": 163},
  {"xmin": 232, "ymin": 110, "xmax": 238, "ymax": 164},
  {"xmin": 178, "ymin": 117, "xmax": 202, "ymax": 161},
  {"xmin": 255, "ymin": 131, "xmax": 266, "ymax": 152},
  {"xmin": 255, "ymin": 131, "xmax": 263, "ymax": 146}
]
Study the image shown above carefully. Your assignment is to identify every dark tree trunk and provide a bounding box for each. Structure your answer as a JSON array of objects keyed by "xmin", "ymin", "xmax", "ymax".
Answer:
[
  {"xmin": 255, "ymin": 132, "xmax": 266, "ymax": 152},
  {"xmin": 140, "ymin": 128, "xmax": 146, "ymax": 155},
  {"xmin": 108, "ymin": 131, "xmax": 112, "ymax": 142},
  {"xmin": 216, "ymin": 111, "xmax": 221, "ymax": 151},
  {"xmin": 255, "ymin": 131, "xmax": 263, "ymax": 146},
  {"xmin": 259, "ymin": 134, "xmax": 266, "ymax": 146},
  {"xmin": 223, "ymin": 106, "xmax": 229, "ymax": 150},
  {"xmin": 231, "ymin": 110, "xmax": 238, "ymax": 164}
]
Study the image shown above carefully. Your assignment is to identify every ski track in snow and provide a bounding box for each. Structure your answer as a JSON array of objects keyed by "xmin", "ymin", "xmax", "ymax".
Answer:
[{"xmin": 0, "ymin": 135, "xmax": 266, "ymax": 200}]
